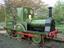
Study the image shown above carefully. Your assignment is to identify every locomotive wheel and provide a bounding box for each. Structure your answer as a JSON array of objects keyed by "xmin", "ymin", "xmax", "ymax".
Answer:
[
  {"xmin": 7, "ymin": 30, "xmax": 11, "ymax": 34},
  {"xmin": 7, "ymin": 30, "xmax": 13, "ymax": 36},
  {"xmin": 32, "ymin": 35, "xmax": 41, "ymax": 44},
  {"xmin": 7, "ymin": 30, "xmax": 16, "ymax": 37},
  {"xmin": 16, "ymin": 34, "xmax": 21, "ymax": 38},
  {"xmin": 15, "ymin": 34, "xmax": 23, "ymax": 38}
]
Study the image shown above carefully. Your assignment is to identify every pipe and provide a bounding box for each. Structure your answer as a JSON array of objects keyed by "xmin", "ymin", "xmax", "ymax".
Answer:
[{"xmin": 48, "ymin": 7, "xmax": 52, "ymax": 17}]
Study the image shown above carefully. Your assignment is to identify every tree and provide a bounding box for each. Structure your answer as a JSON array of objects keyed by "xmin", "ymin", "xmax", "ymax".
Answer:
[
  {"xmin": 0, "ymin": 4, "xmax": 5, "ymax": 22},
  {"xmin": 4, "ymin": 0, "xmax": 48, "ymax": 19},
  {"xmin": 53, "ymin": 0, "xmax": 64, "ymax": 24},
  {"xmin": 5, "ymin": 0, "xmax": 42, "ymax": 10}
]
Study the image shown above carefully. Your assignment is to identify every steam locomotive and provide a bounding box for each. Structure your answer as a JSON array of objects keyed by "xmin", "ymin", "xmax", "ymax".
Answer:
[{"xmin": 6, "ymin": 7, "xmax": 57, "ymax": 43}]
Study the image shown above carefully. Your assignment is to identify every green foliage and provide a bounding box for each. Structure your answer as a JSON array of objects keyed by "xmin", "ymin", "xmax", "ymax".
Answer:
[
  {"xmin": 53, "ymin": 0, "xmax": 64, "ymax": 24},
  {"xmin": 54, "ymin": 16, "xmax": 64, "ymax": 23}
]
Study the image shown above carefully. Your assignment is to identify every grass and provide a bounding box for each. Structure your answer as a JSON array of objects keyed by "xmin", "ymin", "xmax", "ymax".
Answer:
[{"xmin": 56, "ymin": 24, "xmax": 64, "ymax": 34}]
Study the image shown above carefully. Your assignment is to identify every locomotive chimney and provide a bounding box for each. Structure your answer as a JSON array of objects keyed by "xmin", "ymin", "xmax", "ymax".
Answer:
[{"xmin": 48, "ymin": 7, "xmax": 52, "ymax": 17}]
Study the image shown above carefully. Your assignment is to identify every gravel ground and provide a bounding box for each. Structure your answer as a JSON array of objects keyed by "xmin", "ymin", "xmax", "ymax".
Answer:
[
  {"xmin": 0, "ymin": 34, "xmax": 40, "ymax": 48},
  {"xmin": 0, "ymin": 33, "xmax": 64, "ymax": 48},
  {"xmin": 44, "ymin": 39, "xmax": 64, "ymax": 48}
]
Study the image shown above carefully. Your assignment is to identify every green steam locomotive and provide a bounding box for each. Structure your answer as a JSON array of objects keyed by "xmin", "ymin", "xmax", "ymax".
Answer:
[{"xmin": 6, "ymin": 7, "xmax": 57, "ymax": 43}]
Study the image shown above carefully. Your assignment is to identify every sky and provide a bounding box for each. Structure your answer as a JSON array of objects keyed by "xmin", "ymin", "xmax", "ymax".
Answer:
[
  {"xmin": 0, "ymin": 0, "xmax": 4, "ymax": 4},
  {"xmin": 42, "ymin": 0, "xmax": 58, "ymax": 7}
]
